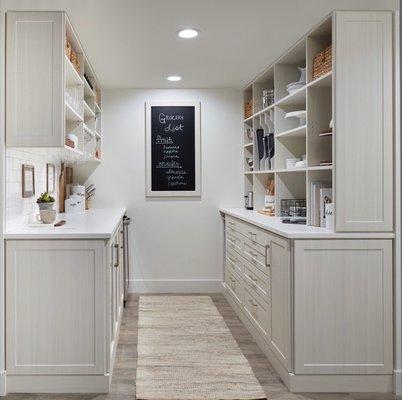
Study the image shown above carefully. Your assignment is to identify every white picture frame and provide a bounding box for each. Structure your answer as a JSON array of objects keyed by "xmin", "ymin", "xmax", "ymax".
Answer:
[{"xmin": 145, "ymin": 101, "xmax": 201, "ymax": 197}]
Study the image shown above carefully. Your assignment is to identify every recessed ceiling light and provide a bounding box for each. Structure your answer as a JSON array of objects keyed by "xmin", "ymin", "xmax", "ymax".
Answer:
[
  {"xmin": 177, "ymin": 28, "xmax": 199, "ymax": 39},
  {"xmin": 167, "ymin": 75, "xmax": 182, "ymax": 82}
]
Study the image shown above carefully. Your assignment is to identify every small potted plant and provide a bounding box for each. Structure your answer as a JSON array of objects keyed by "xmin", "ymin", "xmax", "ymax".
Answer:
[{"xmin": 36, "ymin": 192, "xmax": 55, "ymax": 211}]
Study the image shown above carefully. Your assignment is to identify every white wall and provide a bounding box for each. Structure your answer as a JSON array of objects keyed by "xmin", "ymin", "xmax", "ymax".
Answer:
[{"xmin": 89, "ymin": 89, "xmax": 243, "ymax": 293}]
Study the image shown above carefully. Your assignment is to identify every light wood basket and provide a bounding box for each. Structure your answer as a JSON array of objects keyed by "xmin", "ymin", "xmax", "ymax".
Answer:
[
  {"xmin": 313, "ymin": 45, "xmax": 332, "ymax": 79},
  {"xmin": 244, "ymin": 100, "xmax": 253, "ymax": 119}
]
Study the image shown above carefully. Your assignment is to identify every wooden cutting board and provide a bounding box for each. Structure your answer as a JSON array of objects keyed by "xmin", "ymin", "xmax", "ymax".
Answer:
[{"xmin": 59, "ymin": 163, "xmax": 66, "ymax": 213}]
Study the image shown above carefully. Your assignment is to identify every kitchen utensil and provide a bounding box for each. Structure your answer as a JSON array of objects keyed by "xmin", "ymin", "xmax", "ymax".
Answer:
[
  {"xmin": 59, "ymin": 163, "xmax": 66, "ymax": 213},
  {"xmin": 54, "ymin": 220, "xmax": 66, "ymax": 227}
]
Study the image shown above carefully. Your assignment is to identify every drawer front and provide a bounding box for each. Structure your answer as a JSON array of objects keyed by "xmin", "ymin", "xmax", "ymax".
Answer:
[
  {"xmin": 243, "ymin": 260, "xmax": 270, "ymax": 300},
  {"xmin": 241, "ymin": 222, "xmax": 271, "ymax": 247},
  {"xmin": 225, "ymin": 225, "xmax": 243, "ymax": 241},
  {"xmin": 225, "ymin": 216, "xmax": 243, "ymax": 235},
  {"xmin": 243, "ymin": 239, "xmax": 269, "ymax": 274},
  {"xmin": 225, "ymin": 247, "xmax": 243, "ymax": 276},
  {"xmin": 226, "ymin": 232, "xmax": 243, "ymax": 254},
  {"xmin": 243, "ymin": 287, "xmax": 270, "ymax": 340},
  {"xmin": 225, "ymin": 268, "xmax": 243, "ymax": 305}
]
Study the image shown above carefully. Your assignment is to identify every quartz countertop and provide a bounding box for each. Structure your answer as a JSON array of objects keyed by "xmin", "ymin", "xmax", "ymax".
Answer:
[
  {"xmin": 4, "ymin": 208, "xmax": 127, "ymax": 239},
  {"xmin": 220, "ymin": 208, "xmax": 395, "ymax": 239}
]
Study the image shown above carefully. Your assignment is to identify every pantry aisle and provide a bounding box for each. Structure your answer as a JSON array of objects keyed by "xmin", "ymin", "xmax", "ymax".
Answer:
[{"xmin": 3, "ymin": 294, "xmax": 396, "ymax": 400}]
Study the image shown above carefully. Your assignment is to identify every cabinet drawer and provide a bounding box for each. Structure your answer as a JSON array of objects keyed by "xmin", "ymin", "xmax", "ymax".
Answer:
[
  {"xmin": 243, "ymin": 239, "xmax": 269, "ymax": 274},
  {"xmin": 243, "ymin": 287, "xmax": 270, "ymax": 340},
  {"xmin": 225, "ymin": 216, "xmax": 243, "ymax": 235},
  {"xmin": 226, "ymin": 232, "xmax": 243, "ymax": 254},
  {"xmin": 225, "ymin": 247, "xmax": 243, "ymax": 276},
  {"xmin": 225, "ymin": 225, "xmax": 243, "ymax": 241},
  {"xmin": 241, "ymin": 222, "xmax": 270, "ymax": 247},
  {"xmin": 243, "ymin": 260, "xmax": 270, "ymax": 300},
  {"xmin": 225, "ymin": 269, "xmax": 243, "ymax": 305}
]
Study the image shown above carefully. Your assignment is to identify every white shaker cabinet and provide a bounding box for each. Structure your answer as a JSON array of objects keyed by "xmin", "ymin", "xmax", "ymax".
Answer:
[
  {"xmin": 334, "ymin": 11, "xmax": 393, "ymax": 231},
  {"xmin": 269, "ymin": 234, "xmax": 291, "ymax": 372},
  {"xmin": 6, "ymin": 12, "xmax": 64, "ymax": 147},
  {"xmin": 5, "ymin": 218, "xmax": 125, "ymax": 393},
  {"xmin": 6, "ymin": 240, "xmax": 106, "ymax": 376},
  {"xmin": 294, "ymin": 239, "xmax": 393, "ymax": 375}
]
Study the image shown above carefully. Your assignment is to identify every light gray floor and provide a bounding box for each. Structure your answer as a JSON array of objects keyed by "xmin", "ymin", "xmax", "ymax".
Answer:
[{"xmin": 4, "ymin": 293, "xmax": 400, "ymax": 399}]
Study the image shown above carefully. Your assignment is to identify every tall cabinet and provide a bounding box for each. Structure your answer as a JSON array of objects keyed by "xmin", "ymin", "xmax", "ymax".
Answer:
[
  {"xmin": 6, "ymin": 11, "xmax": 102, "ymax": 162},
  {"xmin": 243, "ymin": 11, "xmax": 393, "ymax": 233}
]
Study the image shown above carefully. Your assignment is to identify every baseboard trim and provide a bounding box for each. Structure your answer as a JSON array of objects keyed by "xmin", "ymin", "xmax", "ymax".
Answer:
[
  {"xmin": 289, "ymin": 374, "xmax": 393, "ymax": 393},
  {"xmin": 394, "ymin": 369, "xmax": 402, "ymax": 395},
  {"xmin": 129, "ymin": 279, "xmax": 223, "ymax": 293},
  {"xmin": 6, "ymin": 374, "xmax": 110, "ymax": 393},
  {"xmin": 0, "ymin": 370, "xmax": 6, "ymax": 396}
]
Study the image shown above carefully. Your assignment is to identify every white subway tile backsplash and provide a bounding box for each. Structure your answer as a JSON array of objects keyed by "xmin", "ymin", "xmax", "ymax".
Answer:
[{"xmin": 5, "ymin": 149, "xmax": 62, "ymax": 226}]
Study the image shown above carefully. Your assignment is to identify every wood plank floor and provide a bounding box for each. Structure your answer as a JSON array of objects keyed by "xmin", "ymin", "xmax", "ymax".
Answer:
[{"xmin": 4, "ymin": 293, "xmax": 400, "ymax": 400}]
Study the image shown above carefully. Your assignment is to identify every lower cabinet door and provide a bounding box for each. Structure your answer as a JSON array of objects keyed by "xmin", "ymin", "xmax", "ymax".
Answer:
[
  {"xmin": 6, "ymin": 240, "xmax": 106, "ymax": 375},
  {"xmin": 294, "ymin": 239, "xmax": 393, "ymax": 374},
  {"xmin": 269, "ymin": 234, "xmax": 292, "ymax": 372}
]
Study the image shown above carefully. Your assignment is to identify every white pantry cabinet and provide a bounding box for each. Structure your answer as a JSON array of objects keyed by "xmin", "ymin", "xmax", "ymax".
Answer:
[
  {"xmin": 242, "ymin": 10, "xmax": 393, "ymax": 233},
  {"xmin": 294, "ymin": 240, "xmax": 393, "ymax": 375},
  {"xmin": 6, "ymin": 11, "xmax": 102, "ymax": 162},
  {"xmin": 334, "ymin": 12, "xmax": 393, "ymax": 232},
  {"xmin": 5, "ymin": 219, "xmax": 125, "ymax": 393},
  {"xmin": 221, "ymin": 211, "xmax": 394, "ymax": 393}
]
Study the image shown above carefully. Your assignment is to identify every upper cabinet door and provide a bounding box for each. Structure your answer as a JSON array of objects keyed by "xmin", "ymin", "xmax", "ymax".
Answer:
[
  {"xmin": 6, "ymin": 12, "xmax": 64, "ymax": 147},
  {"xmin": 334, "ymin": 11, "xmax": 393, "ymax": 232}
]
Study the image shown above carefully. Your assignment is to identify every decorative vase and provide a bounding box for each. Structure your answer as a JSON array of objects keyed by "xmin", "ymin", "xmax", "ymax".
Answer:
[
  {"xmin": 298, "ymin": 67, "xmax": 306, "ymax": 84},
  {"xmin": 38, "ymin": 202, "xmax": 55, "ymax": 211}
]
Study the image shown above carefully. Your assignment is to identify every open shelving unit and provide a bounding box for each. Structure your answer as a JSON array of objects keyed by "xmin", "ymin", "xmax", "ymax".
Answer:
[
  {"xmin": 243, "ymin": 15, "xmax": 333, "ymax": 229},
  {"xmin": 64, "ymin": 16, "xmax": 102, "ymax": 162}
]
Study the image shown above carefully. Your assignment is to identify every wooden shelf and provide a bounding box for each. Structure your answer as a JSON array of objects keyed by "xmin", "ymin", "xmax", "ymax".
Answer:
[
  {"xmin": 65, "ymin": 102, "xmax": 83, "ymax": 122},
  {"xmin": 307, "ymin": 71, "xmax": 332, "ymax": 88},
  {"xmin": 64, "ymin": 144, "xmax": 83, "ymax": 155},
  {"xmin": 84, "ymin": 79, "xmax": 96, "ymax": 98},
  {"xmin": 276, "ymin": 125, "xmax": 306, "ymax": 138},
  {"xmin": 84, "ymin": 101, "xmax": 95, "ymax": 118}
]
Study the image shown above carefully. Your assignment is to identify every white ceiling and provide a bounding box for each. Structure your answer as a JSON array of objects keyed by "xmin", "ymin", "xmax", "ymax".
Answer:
[{"xmin": 2, "ymin": 0, "xmax": 399, "ymax": 89}]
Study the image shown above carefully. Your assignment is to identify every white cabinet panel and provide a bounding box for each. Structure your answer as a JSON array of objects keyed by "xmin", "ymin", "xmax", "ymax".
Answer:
[
  {"xmin": 269, "ymin": 235, "xmax": 291, "ymax": 372},
  {"xmin": 6, "ymin": 240, "xmax": 105, "ymax": 375},
  {"xmin": 334, "ymin": 11, "xmax": 393, "ymax": 231},
  {"xmin": 294, "ymin": 240, "xmax": 393, "ymax": 374},
  {"xmin": 6, "ymin": 12, "xmax": 64, "ymax": 147}
]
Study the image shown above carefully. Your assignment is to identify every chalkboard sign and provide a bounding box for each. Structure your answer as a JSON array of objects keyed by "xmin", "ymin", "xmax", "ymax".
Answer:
[{"xmin": 146, "ymin": 101, "xmax": 200, "ymax": 196}]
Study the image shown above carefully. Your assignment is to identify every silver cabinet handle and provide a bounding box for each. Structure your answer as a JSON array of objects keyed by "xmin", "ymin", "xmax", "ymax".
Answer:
[
  {"xmin": 248, "ymin": 231, "xmax": 257, "ymax": 241},
  {"xmin": 114, "ymin": 243, "xmax": 119, "ymax": 268},
  {"xmin": 229, "ymin": 277, "xmax": 235, "ymax": 283},
  {"xmin": 265, "ymin": 244, "xmax": 270, "ymax": 267},
  {"xmin": 228, "ymin": 257, "xmax": 236, "ymax": 264},
  {"xmin": 249, "ymin": 299, "xmax": 258, "ymax": 307},
  {"xmin": 248, "ymin": 274, "xmax": 258, "ymax": 282}
]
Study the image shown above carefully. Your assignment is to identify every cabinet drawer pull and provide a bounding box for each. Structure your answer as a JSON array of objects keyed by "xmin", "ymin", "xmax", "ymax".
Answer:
[
  {"xmin": 229, "ymin": 277, "xmax": 236, "ymax": 283},
  {"xmin": 228, "ymin": 221, "xmax": 235, "ymax": 226},
  {"xmin": 248, "ymin": 274, "xmax": 258, "ymax": 282},
  {"xmin": 228, "ymin": 257, "xmax": 236, "ymax": 264},
  {"xmin": 228, "ymin": 238, "xmax": 236, "ymax": 245},
  {"xmin": 114, "ymin": 243, "xmax": 119, "ymax": 268},
  {"xmin": 248, "ymin": 231, "xmax": 257, "ymax": 240},
  {"xmin": 265, "ymin": 244, "xmax": 270, "ymax": 267},
  {"xmin": 249, "ymin": 299, "xmax": 258, "ymax": 307}
]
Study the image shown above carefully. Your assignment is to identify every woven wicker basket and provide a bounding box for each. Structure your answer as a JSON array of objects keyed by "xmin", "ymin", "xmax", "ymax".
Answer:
[
  {"xmin": 313, "ymin": 45, "xmax": 332, "ymax": 80},
  {"xmin": 244, "ymin": 100, "xmax": 253, "ymax": 119}
]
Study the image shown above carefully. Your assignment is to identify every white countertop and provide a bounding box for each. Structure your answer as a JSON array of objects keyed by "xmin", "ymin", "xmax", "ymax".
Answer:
[
  {"xmin": 220, "ymin": 208, "xmax": 395, "ymax": 239},
  {"xmin": 4, "ymin": 208, "xmax": 127, "ymax": 239}
]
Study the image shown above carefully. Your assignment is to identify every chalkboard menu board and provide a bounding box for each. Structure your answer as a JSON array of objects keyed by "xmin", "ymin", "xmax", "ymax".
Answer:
[{"xmin": 146, "ymin": 101, "xmax": 200, "ymax": 197}]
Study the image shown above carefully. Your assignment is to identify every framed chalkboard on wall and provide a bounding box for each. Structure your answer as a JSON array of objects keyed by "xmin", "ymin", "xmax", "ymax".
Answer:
[{"xmin": 145, "ymin": 101, "xmax": 201, "ymax": 197}]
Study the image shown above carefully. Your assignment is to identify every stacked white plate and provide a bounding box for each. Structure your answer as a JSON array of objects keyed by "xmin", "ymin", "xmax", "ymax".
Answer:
[{"xmin": 286, "ymin": 81, "xmax": 304, "ymax": 94}]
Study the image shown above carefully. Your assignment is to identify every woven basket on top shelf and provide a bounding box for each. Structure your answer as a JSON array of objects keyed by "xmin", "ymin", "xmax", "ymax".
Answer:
[
  {"xmin": 244, "ymin": 100, "xmax": 253, "ymax": 119},
  {"xmin": 313, "ymin": 45, "xmax": 332, "ymax": 80}
]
